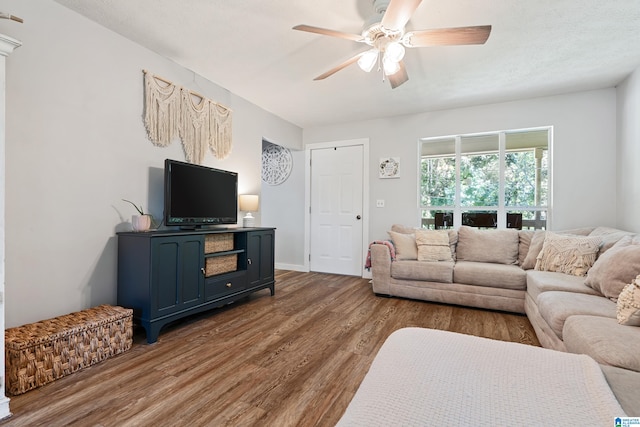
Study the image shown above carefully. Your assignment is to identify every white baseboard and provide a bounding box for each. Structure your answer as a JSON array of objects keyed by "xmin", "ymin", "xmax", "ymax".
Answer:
[
  {"xmin": 0, "ymin": 395, "xmax": 11, "ymax": 421},
  {"xmin": 275, "ymin": 263, "xmax": 308, "ymax": 272},
  {"xmin": 276, "ymin": 263, "xmax": 370, "ymax": 279}
]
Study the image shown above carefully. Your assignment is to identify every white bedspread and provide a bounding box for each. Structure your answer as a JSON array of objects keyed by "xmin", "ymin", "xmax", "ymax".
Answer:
[{"xmin": 337, "ymin": 327, "xmax": 626, "ymax": 426}]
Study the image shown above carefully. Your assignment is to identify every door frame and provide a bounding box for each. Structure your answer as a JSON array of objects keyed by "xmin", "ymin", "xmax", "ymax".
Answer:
[{"xmin": 304, "ymin": 138, "xmax": 370, "ymax": 277}]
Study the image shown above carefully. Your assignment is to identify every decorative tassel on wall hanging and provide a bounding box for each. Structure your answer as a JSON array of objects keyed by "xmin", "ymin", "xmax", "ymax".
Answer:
[
  {"xmin": 210, "ymin": 103, "xmax": 233, "ymax": 160},
  {"xmin": 143, "ymin": 71, "xmax": 180, "ymax": 148},
  {"xmin": 142, "ymin": 70, "xmax": 233, "ymax": 164},
  {"xmin": 179, "ymin": 89, "xmax": 209, "ymax": 164}
]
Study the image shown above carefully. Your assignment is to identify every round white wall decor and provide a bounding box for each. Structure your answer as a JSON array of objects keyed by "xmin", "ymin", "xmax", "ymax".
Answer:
[
  {"xmin": 379, "ymin": 157, "xmax": 400, "ymax": 178},
  {"xmin": 262, "ymin": 143, "xmax": 293, "ymax": 185}
]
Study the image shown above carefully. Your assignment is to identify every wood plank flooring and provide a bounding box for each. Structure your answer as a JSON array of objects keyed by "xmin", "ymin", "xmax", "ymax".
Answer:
[{"xmin": 2, "ymin": 270, "xmax": 539, "ymax": 427}]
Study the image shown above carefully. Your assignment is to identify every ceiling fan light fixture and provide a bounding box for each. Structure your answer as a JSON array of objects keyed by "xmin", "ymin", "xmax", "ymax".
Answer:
[
  {"xmin": 383, "ymin": 58, "xmax": 401, "ymax": 76},
  {"xmin": 358, "ymin": 49, "xmax": 379, "ymax": 73},
  {"xmin": 384, "ymin": 41, "xmax": 405, "ymax": 62},
  {"xmin": 293, "ymin": 0, "xmax": 491, "ymax": 89}
]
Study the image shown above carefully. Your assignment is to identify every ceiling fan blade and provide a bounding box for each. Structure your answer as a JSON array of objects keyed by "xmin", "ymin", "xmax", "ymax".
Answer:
[
  {"xmin": 293, "ymin": 24, "xmax": 364, "ymax": 42},
  {"xmin": 314, "ymin": 52, "xmax": 366, "ymax": 81},
  {"xmin": 388, "ymin": 61, "xmax": 409, "ymax": 89},
  {"xmin": 403, "ymin": 25, "xmax": 492, "ymax": 47},
  {"xmin": 381, "ymin": 0, "xmax": 423, "ymax": 33}
]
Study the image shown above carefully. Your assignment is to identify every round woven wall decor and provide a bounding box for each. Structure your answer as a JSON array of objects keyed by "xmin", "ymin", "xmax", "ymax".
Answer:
[{"xmin": 262, "ymin": 144, "xmax": 293, "ymax": 185}]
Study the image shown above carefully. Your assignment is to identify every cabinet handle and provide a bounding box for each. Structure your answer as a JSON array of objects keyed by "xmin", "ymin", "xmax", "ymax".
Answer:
[
  {"xmin": 201, "ymin": 268, "xmax": 205, "ymax": 276},
  {"xmin": 226, "ymin": 283, "xmax": 232, "ymax": 288},
  {"xmin": 248, "ymin": 258, "xmax": 252, "ymax": 265}
]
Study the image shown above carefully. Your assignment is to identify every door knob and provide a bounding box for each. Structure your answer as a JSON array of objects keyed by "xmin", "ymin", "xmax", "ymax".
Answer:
[{"xmin": 356, "ymin": 215, "xmax": 362, "ymax": 220}]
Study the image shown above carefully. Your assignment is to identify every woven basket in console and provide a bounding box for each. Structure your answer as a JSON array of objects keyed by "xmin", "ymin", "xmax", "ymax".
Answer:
[
  {"xmin": 205, "ymin": 254, "xmax": 237, "ymax": 276},
  {"xmin": 205, "ymin": 233, "xmax": 234, "ymax": 254}
]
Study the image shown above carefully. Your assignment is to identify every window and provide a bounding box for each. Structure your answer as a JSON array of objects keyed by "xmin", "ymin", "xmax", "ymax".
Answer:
[{"xmin": 420, "ymin": 128, "xmax": 550, "ymax": 230}]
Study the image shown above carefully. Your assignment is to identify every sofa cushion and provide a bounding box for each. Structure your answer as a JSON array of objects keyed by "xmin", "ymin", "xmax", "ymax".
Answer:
[
  {"xmin": 589, "ymin": 226, "xmax": 636, "ymax": 255},
  {"xmin": 526, "ymin": 270, "xmax": 600, "ymax": 301},
  {"xmin": 585, "ymin": 237, "xmax": 640, "ymax": 300},
  {"xmin": 564, "ymin": 315, "xmax": 640, "ymax": 373},
  {"xmin": 537, "ymin": 291, "xmax": 616, "ymax": 339},
  {"xmin": 415, "ymin": 230, "xmax": 452, "ymax": 262},
  {"xmin": 456, "ymin": 226, "xmax": 519, "ymax": 265},
  {"xmin": 521, "ymin": 231, "xmax": 546, "ymax": 270},
  {"xmin": 453, "ymin": 261, "xmax": 526, "ymax": 290},
  {"xmin": 391, "ymin": 260, "xmax": 454, "ymax": 283},
  {"xmin": 518, "ymin": 230, "xmax": 535, "ymax": 266},
  {"xmin": 601, "ymin": 365, "xmax": 640, "ymax": 416},
  {"xmin": 387, "ymin": 231, "xmax": 417, "ymax": 260},
  {"xmin": 617, "ymin": 275, "xmax": 640, "ymax": 326},
  {"xmin": 390, "ymin": 224, "xmax": 415, "ymax": 234},
  {"xmin": 534, "ymin": 232, "xmax": 602, "ymax": 276}
]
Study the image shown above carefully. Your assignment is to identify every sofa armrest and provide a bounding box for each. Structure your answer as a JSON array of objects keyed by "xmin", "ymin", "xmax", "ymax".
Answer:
[{"xmin": 371, "ymin": 243, "xmax": 392, "ymax": 295}]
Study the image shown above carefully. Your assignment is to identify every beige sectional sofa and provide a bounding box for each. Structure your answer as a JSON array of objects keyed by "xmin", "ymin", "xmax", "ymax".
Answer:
[
  {"xmin": 369, "ymin": 224, "xmax": 640, "ymax": 415},
  {"xmin": 372, "ymin": 225, "xmax": 528, "ymax": 313}
]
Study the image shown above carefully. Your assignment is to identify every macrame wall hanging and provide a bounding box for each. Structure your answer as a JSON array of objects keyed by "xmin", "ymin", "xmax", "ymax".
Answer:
[{"xmin": 143, "ymin": 69, "xmax": 233, "ymax": 164}]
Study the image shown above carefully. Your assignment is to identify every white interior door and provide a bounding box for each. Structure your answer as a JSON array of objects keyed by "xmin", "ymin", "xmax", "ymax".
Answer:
[{"xmin": 310, "ymin": 145, "xmax": 364, "ymax": 276}]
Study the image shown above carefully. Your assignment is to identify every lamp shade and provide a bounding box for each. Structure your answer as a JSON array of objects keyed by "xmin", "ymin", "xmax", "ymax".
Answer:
[
  {"xmin": 383, "ymin": 58, "xmax": 400, "ymax": 76},
  {"xmin": 384, "ymin": 42, "xmax": 405, "ymax": 63},
  {"xmin": 357, "ymin": 49, "xmax": 379, "ymax": 73},
  {"xmin": 239, "ymin": 194, "xmax": 259, "ymax": 212}
]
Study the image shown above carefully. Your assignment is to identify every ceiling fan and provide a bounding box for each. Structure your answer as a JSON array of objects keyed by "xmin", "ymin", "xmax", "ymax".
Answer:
[{"xmin": 293, "ymin": 0, "xmax": 491, "ymax": 89}]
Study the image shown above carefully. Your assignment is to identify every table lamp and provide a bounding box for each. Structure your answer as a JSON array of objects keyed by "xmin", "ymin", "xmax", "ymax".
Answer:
[{"xmin": 239, "ymin": 194, "xmax": 259, "ymax": 228}]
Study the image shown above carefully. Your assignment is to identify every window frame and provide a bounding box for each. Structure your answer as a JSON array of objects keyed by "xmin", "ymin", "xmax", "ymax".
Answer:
[{"xmin": 418, "ymin": 126, "xmax": 552, "ymax": 230}]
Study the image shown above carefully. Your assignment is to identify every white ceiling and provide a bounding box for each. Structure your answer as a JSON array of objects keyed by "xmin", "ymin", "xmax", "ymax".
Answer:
[{"xmin": 55, "ymin": 0, "xmax": 640, "ymax": 128}]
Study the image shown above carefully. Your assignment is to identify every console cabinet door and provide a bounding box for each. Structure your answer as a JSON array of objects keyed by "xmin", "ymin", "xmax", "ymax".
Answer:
[
  {"xmin": 151, "ymin": 235, "xmax": 204, "ymax": 317},
  {"xmin": 246, "ymin": 230, "xmax": 275, "ymax": 288}
]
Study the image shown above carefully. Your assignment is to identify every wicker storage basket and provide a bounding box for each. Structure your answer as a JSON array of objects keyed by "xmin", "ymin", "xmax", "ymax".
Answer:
[
  {"xmin": 5, "ymin": 304, "xmax": 133, "ymax": 396},
  {"xmin": 205, "ymin": 233, "xmax": 234, "ymax": 254},
  {"xmin": 206, "ymin": 254, "xmax": 238, "ymax": 276}
]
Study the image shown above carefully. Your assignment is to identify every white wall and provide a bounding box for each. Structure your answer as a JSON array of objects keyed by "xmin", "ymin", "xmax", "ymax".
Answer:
[
  {"xmin": 616, "ymin": 66, "xmax": 640, "ymax": 232},
  {"xmin": 304, "ymin": 89, "xmax": 619, "ymax": 241},
  {"xmin": 260, "ymin": 141, "xmax": 306, "ymax": 270},
  {"xmin": 0, "ymin": 0, "xmax": 301, "ymax": 327}
]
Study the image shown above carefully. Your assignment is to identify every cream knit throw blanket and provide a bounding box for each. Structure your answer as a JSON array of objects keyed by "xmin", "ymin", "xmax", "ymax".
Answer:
[
  {"xmin": 144, "ymin": 71, "xmax": 232, "ymax": 164},
  {"xmin": 337, "ymin": 328, "xmax": 625, "ymax": 426}
]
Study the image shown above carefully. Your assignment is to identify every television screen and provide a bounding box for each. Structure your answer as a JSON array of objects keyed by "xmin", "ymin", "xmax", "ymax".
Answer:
[{"xmin": 164, "ymin": 159, "xmax": 238, "ymax": 227}]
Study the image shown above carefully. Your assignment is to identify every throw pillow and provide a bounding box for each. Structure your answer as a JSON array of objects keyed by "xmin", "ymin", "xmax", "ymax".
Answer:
[
  {"xmin": 521, "ymin": 228, "xmax": 595, "ymax": 270},
  {"xmin": 617, "ymin": 275, "xmax": 640, "ymax": 326},
  {"xmin": 391, "ymin": 224, "xmax": 458, "ymax": 260},
  {"xmin": 456, "ymin": 225, "xmax": 519, "ymax": 265},
  {"xmin": 534, "ymin": 232, "xmax": 602, "ymax": 276},
  {"xmin": 584, "ymin": 238, "xmax": 640, "ymax": 300},
  {"xmin": 415, "ymin": 230, "xmax": 452, "ymax": 262},
  {"xmin": 387, "ymin": 231, "xmax": 418, "ymax": 260},
  {"xmin": 521, "ymin": 231, "xmax": 546, "ymax": 270}
]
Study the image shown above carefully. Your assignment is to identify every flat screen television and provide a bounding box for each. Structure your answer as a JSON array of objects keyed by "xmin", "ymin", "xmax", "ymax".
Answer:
[{"xmin": 164, "ymin": 159, "xmax": 238, "ymax": 227}]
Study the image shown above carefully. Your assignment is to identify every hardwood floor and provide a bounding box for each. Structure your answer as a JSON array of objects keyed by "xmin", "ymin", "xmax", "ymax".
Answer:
[{"xmin": 2, "ymin": 271, "xmax": 539, "ymax": 427}]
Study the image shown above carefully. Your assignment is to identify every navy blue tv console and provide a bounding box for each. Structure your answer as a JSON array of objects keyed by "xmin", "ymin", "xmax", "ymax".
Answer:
[{"xmin": 117, "ymin": 227, "xmax": 275, "ymax": 343}]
